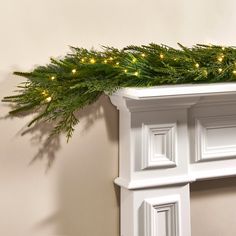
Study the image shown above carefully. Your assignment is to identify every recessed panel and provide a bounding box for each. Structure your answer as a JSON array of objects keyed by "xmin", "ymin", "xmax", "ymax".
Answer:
[
  {"xmin": 156, "ymin": 210, "xmax": 168, "ymax": 236},
  {"xmin": 153, "ymin": 133, "xmax": 166, "ymax": 158},
  {"xmin": 206, "ymin": 126, "xmax": 236, "ymax": 147},
  {"xmin": 144, "ymin": 195, "xmax": 179, "ymax": 236},
  {"xmin": 142, "ymin": 123, "xmax": 177, "ymax": 169},
  {"xmin": 196, "ymin": 115, "xmax": 236, "ymax": 161},
  {"xmin": 155, "ymin": 204, "xmax": 177, "ymax": 236}
]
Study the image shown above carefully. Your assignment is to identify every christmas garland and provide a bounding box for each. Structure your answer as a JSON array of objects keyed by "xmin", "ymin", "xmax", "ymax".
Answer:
[{"xmin": 3, "ymin": 43, "xmax": 236, "ymax": 140}]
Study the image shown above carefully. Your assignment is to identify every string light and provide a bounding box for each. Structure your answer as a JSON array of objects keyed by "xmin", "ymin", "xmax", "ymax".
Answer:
[
  {"xmin": 208, "ymin": 43, "xmax": 213, "ymax": 48},
  {"xmin": 203, "ymin": 69, "xmax": 208, "ymax": 76},
  {"xmin": 9, "ymin": 43, "xmax": 236, "ymax": 142},
  {"xmin": 41, "ymin": 90, "xmax": 48, "ymax": 96},
  {"xmin": 217, "ymin": 53, "xmax": 224, "ymax": 62},
  {"xmin": 160, "ymin": 53, "xmax": 164, "ymax": 59},
  {"xmin": 45, "ymin": 97, "xmax": 52, "ymax": 102},
  {"xmin": 90, "ymin": 58, "xmax": 95, "ymax": 64}
]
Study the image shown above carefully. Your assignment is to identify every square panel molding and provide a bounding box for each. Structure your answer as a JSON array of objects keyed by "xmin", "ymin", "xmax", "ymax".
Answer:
[
  {"xmin": 142, "ymin": 123, "xmax": 177, "ymax": 170},
  {"xmin": 195, "ymin": 115, "xmax": 236, "ymax": 162},
  {"xmin": 144, "ymin": 195, "xmax": 180, "ymax": 236}
]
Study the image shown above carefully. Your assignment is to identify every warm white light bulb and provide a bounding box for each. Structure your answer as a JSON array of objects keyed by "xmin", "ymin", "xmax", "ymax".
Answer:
[
  {"xmin": 203, "ymin": 69, "xmax": 208, "ymax": 76},
  {"xmin": 217, "ymin": 56, "xmax": 223, "ymax": 62},
  {"xmin": 132, "ymin": 58, "xmax": 137, "ymax": 63},
  {"xmin": 160, "ymin": 54, "xmax": 164, "ymax": 59},
  {"xmin": 51, "ymin": 76, "xmax": 55, "ymax": 80},
  {"xmin": 90, "ymin": 58, "xmax": 95, "ymax": 64},
  {"xmin": 134, "ymin": 71, "xmax": 139, "ymax": 76},
  {"xmin": 233, "ymin": 70, "xmax": 236, "ymax": 75},
  {"xmin": 42, "ymin": 90, "xmax": 48, "ymax": 96},
  {"xmin": 141, "ymin": 53, "xmax": 146, "ymax": 57},
  {"xmin": 195, "ymin": 63, "xmax": 199, "ymax": 68},
  {"xmin": 45, "ymin": 97, "xmax": 52, "ymax": 102},
  {"xmin": 218, "ymin": 68, "xmax": 223, "ymax": 73},
  {"xmin": 72, "ymin": 69, "xmax": 77, "ymax": 74}
]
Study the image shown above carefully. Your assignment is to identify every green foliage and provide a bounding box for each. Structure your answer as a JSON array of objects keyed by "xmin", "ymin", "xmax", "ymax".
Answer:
[{"xmin": 3, "ymin": 43, "xmax": 236, "ymax": 140}]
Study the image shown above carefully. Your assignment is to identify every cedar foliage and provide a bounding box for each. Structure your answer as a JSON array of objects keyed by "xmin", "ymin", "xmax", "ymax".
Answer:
[{"xmin": 3, "ymin": 43, "xmax": 236, "ymax": 140}]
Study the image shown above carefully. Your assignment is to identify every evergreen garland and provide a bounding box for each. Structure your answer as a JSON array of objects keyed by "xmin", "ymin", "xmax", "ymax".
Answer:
[{"xmin": 3, "ymin": 43, "xmax": 236, "ymax": 140}]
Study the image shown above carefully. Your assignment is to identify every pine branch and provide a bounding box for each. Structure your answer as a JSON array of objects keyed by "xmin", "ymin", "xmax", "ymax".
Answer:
[{"xmin": 3, "ymin": 43, "xmax": 236, "ymax": 140}]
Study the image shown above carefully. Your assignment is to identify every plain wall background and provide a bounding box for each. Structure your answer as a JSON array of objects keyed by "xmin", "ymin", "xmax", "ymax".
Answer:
[
  {"xmin": 191, "ymin": 177, "xmax": 236, "ymax": 236},
  {"xmin": 1, "ymin": 0, "xmax": 236, "ymax": 235}
]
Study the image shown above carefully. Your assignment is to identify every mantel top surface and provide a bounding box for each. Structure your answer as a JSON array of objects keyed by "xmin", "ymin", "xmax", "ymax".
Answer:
[{"xmin": 113, "ymin": 82, "xmax": 236, "ymax": 100}]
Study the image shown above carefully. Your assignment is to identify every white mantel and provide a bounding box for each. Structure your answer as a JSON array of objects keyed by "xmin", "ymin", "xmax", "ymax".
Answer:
[{"xmin": 110, "ymin": 83, "xmax": 236, "ymax": 236}]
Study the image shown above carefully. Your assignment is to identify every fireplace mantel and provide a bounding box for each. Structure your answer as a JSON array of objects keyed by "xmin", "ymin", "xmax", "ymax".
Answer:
[{"xmin": 110, "ymin": 83, "xmax": 236, "ymax": 236}]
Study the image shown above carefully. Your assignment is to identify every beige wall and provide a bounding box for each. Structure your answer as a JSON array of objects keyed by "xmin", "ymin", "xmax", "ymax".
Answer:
[
  {"xmin": 191, "ymin": 178, "xmax": 236, "ymax": 236},
  {"xmin": 1, "ymin": 0, "xmax": 236, "ymax": 235}
]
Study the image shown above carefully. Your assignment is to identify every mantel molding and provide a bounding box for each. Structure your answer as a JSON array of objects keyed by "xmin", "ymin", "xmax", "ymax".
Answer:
[
  {"xmin": 113, "ymin": 83, "xmax": 236, "ymax": 100},
  {"xmin": 110, "ymin": 83, "xmax": 236, "ymax": 189},
  {"xmin": 110, "ymin": 83, "xmax": 236, "ymax": 236}
]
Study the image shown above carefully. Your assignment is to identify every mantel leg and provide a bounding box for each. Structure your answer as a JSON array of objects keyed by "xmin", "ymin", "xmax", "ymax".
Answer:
[{"xmin": 121, "ymin": 184, "xmax": 191, "ymax": 236}]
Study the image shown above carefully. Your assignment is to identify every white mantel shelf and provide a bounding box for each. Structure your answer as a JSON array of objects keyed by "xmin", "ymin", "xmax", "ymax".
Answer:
[
  {"xmin": 110, "ymin": 83, "xmax": 236, "ymax": 236},
  {"xmin": 114, "ymin": 82, "xmax": 236, "ymax": 99}
]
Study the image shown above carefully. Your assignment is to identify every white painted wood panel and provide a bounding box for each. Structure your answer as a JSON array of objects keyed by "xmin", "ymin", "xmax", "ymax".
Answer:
[
  {"xmin": 142, "ymin": 123, "xmax": 177, "ymax": 170},
  {"xmin": 120, "ymin": 185, "xmax": 191, "ymax": 236},
  {"xmin": 110, "ymin": 83, "xmax": 236, "ymax": 236},
  {"xmin": 113, "ymin": 83, "xmax": 236, "ymax": 100},
  {"xmin": 195, "ymin": 115, "xmax": 236, "ymax": 162},
  {"xmin": 144, "ymin": 195, "xmax": 179, "ymax": 236}
]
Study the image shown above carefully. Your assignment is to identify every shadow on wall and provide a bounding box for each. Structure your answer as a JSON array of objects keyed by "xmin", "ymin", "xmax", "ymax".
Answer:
[
  {"xmin": 34, "ymin": 95, "xmax": 120, "ymax": 236},
  {"xmin": 24, "ymin": 94, "xmax": 119, "ymax": 170},
  {"xmin": 1, "ymin": 73, "xmax": 120, "ymax": 236},
  {"xmin": 0, "ymin": 71, "xmax": 61, "ymax": 169},
  {"xmin": 2, "ymin": 72, "xmax": 118, "ymax": 169},
  {"xmin": 191, "ymin": 177, "xmax": 236, "ymax": 193}
]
